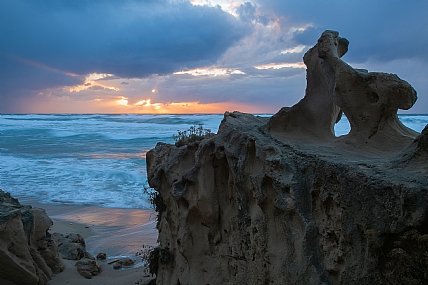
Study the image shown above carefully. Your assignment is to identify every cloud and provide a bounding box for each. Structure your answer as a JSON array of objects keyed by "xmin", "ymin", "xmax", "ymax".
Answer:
[
  {"xmin": 236, "ymin": 2, "xmax": 268, "ymax": 25},
  {"xmin": 292, "ymin": 27, "xmax": 323, "ymax": 46},
  {"xmin": 135, "ymin": 66, "xmax": 306, "ymax": 108},
  {"xmin": 173, "ymin": 67, "xmax": 246, "ymax": 76},
  {"xmin": 0, "ymin": 0, "xmax": 250, "ymax": 112},
  {"xmin": 253, "ymin": 0, "xmax": 428, "ymax": 63},
  {"xmin": 88, "ymin": 86, "xmax": 115, "ymax": 91},
  {"xmin": 1, "ymin": 0, "xmax": 426, "ymax": 114},
  {"xmin": 237, "ymin": 2, "xmax": 256, "ymax": 22}
]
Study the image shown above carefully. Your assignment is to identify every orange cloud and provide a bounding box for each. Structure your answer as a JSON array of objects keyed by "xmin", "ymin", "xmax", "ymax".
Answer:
[
  {"xmin": 104, "ymin": 96, "xmax": 273, "ymax": 114},
  {"xmin": 22, "ymin": 91, "xmax": 277, "ymax": 114}
]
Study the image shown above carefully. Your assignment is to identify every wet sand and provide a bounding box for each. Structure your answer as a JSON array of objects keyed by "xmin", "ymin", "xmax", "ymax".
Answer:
[{"xmin": 17, "ymin": 197, "xmax": 158, "ymax": 285}]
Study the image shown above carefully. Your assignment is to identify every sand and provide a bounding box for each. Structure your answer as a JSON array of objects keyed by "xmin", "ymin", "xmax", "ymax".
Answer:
[{"xmin": 17, "ymin": 197, "xmax": 158, "ymax": 285}]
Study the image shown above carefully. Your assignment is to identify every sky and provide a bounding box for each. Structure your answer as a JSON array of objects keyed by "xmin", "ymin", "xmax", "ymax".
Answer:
[{"xmin": 1, "ymin": 0, "xmax": 427, "ymax": 114}]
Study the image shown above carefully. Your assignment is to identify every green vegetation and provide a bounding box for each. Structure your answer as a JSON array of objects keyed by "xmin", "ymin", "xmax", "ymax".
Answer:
[{"xmin": 173, "ymin": 124, "xmax": 213, "ymax": 147}]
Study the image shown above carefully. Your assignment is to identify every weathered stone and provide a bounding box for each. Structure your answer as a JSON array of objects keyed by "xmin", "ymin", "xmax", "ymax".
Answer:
[
  {"xmin": 75, "ymin": 258, "xmax": 102, "ymax": 279},
  {"xmin": 96, "ymin": 252, "xmax": 107, "ymax": 260},
  {"xmin": 118, "ymin": 257, "xmax": 135, "ymax": 266},
  {"xmin": 0, "ymin": 189, "xmax": 65, "ymax": 285},
  {"xmin": 113, "ymin": 257, "xmax": 135, "ymax": 269},
  {"xmin": 146, "ymin": 31, "xmax": 428, "ymax": 285},
  {"xmin": 268, "ymin": 31, "xmax": 349, "ymax": 142},
  {"xmin": 113, "ymin": 262, "xmax": 123, "ymax": 270},
  {"xmin": 53, "ymin": 232, "xmax": 93, "ymax": 260},
  {"xmin": 318, "ymin": 30, "xmax": 418, "ymax": 154},
  {"xmin": 268, "ymin": 30, "xmax": 419, "ymax": 155}
]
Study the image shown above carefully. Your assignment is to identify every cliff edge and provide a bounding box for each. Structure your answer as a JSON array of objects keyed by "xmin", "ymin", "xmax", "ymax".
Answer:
[{"xmin": 146, "ymin": 31, "xmax": 428, "ymax": 285}]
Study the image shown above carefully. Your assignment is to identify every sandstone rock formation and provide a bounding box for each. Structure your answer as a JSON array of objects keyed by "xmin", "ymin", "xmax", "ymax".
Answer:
[
  {"xmin": 53, "ymin": 232, "xmax": 91, "ymax": 260},
  {"xmin": 146, "ymin": 31, "xmax": 428, "ymax": 285},
  {"xmin": 268, "ymin": 31, "xmax": 349, "ymax": 142},
  {"xmin": 0, "ymin": 189, "xmax": 65, "ymax": 285},
  {"xmin": 268, "ymin": 30, "xmax": 419, "ymax": 154}
]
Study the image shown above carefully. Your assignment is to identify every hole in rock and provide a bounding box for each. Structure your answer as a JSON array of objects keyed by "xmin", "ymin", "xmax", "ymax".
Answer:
[{"xmin": 334, "ymin": 113, "xmax": 351, "ymax": 137}]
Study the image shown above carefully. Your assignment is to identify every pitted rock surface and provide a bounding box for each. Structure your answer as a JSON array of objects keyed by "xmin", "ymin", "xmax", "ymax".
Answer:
[{"xmin": 147, "ymin": 31, "xmax": 428, "ymax": 285}]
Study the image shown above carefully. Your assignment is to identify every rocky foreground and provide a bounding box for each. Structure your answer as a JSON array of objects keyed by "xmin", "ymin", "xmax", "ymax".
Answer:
[
  {"xmin": 0, "ymin": 190, "xmax": 64, "ymax": 284},
  {"xmin": 146, "ymin": 31, "xmax": 428, "ymax": 285},
  {"xmin": 0, "ymin": 190, "xmax": 107, "ymax": 284}
]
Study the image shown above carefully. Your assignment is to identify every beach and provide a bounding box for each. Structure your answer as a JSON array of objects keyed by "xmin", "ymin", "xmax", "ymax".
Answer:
[{"xmin": 18, "ymin": 198, "xmax": 158, "ymax": 285}]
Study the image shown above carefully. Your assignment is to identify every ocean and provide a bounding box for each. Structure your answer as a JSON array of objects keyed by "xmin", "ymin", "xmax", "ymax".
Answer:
[{"xmin": 1, "ymin": 114, "xmax": 427, "ymax": 210}]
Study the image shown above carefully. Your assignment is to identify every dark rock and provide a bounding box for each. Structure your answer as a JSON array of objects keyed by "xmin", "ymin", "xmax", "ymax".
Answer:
[
  {"xmin": 146, "ymin": 31, "xmax": 428, "ymax": 285},
  {"xmin": 119, "ymin": 257, "xmax": 135, "ymax": 266},
  {"xmin": 75, "ymin": 258, "xmax": 102, "ymax": 279},
  {"xmin": 96, "ymin": 252, "xmax": 107, "ymax": 260},
  {"xmin": 53, "ymin": 232, "xmax": 93, "ymax": 260},
  {"xmin": 113, "ymin": 262, "xmax": 123, "ymax": 270},
  {"xmin": 0, "ymin": 189, "xmax": 65, "ymax": 285},
  {"xmin": 112, "ymin": 257, "xmax": 135, "ymax": 270}
]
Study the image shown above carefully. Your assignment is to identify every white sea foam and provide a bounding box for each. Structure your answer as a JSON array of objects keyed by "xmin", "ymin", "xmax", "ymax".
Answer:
[{"xmin": 1, "ymin": 114, "xmax": 426, "ymax": 209}]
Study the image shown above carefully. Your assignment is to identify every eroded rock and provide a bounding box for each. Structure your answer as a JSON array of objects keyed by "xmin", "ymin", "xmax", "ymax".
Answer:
[
  {"xmin": 146, "ymin": 31, "xmax": 428, "ymax": 285},
  {"xmin": 318, "ymin": 30, "xmax": 418, "ymax": 153},
  {"xmin": 268, "ymin": 31, "xmax": 349, "ymax": 142},
  {"xmin": 75, "ymin": 258, "xmax": 102, "ymax": 279},
  {"xmin": 51, "ymin": 226, "xmax": 99, "ymax": 279},
  {"xmin": 268, "ymin": 30, "xmax": 419, "ymax": 155},
  {"xmin": 52, "ymin": 232, "xmax": 93, "ymax": 260},
  {"xmin": 112, "ymin": 257, "xmax": 135, "ymax": 269},
  {"xmin": 0, "ymin": 190, "xmax": 65, "ymax": 285},
  {"xmin": 96, "ymin": 252, "xmax": 107, "ymax": 260}
]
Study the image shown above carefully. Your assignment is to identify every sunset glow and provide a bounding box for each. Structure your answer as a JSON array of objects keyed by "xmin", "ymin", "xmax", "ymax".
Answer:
[
  {"xmin": 3, "ymin": 0, "xmax": 426, "ymax": 114},
  {"xmin": 97, "ymin": 97, "xmax": 276, "ymax": 114},
  {"xmin": 128, "ymin": 100, "xmax": 272, "ymax": 114},
  {"xmin": 174, "ymin": 68, "xmax": 245, "ymax": 76},
  {"xmin": 254, "ymin": 62, "xmax": 306, "ymax": 70},
  {"xmin": 134, "ymin": 99, "xmax": 161, "ymax": 109},
  {"xmin": 116, "ymin": 96, "xmax": 128, "ymax": 106},
  {"xmin": 70, "ymin": 73, "xmax": 119, "ymax": 92}
]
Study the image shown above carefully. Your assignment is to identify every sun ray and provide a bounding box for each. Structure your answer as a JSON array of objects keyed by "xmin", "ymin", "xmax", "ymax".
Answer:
[{"xmin": 12, "ymin": 55, "xmax": 80, "ymax": 77}]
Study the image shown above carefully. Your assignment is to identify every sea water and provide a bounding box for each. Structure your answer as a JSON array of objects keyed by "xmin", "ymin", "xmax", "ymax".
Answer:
[{"xmin": 1, "ymin": 114, "xmax": 427, "ymax": 209}]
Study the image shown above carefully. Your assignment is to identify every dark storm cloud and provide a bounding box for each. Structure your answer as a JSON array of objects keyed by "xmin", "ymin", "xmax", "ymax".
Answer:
[
  {"xmin": 255, "ymin": 0, "xmax": 428, "ymax": 63},
  {"xmin": 0, "ymin": 0, "xmax": 250, "ymax": 112}
]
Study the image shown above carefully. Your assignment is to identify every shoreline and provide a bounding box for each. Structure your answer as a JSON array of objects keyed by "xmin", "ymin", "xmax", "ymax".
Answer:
[{"xmin": 16, "ymin": 197, "xmax": 158, "ymax": 285}]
